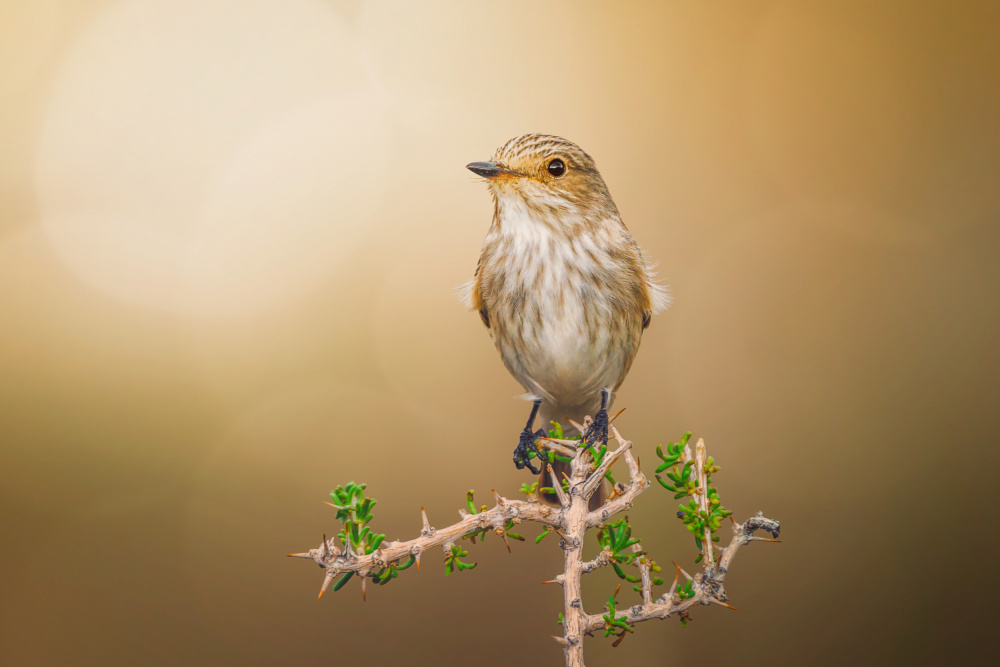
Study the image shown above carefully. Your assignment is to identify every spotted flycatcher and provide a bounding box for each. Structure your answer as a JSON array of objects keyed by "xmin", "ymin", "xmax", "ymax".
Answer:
[{"xmin": 463, "ymin": 134, "xmax": 668, "ymax": 488}]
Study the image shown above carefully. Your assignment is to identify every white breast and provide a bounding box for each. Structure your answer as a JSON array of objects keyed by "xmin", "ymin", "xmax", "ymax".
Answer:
[{"xmin": 485, "ymin": 194, "xmax": 633, "ymax": 409}]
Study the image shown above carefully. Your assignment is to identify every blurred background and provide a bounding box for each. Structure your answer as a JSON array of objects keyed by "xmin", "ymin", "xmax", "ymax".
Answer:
[{"xmin": 1, "ymin": 1, "xmax": 998, "ymax": 665}]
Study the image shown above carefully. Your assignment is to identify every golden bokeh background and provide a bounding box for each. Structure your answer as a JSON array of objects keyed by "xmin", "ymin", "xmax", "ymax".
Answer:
[{"xmin": 2, "ymin": 1, "xmax": 998, "ymax": 664}]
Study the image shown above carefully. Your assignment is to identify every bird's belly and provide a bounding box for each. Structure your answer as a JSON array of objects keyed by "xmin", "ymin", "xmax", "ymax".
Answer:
[{"xmin": 494, "ymin": 294, "xmax": 635, "ymax": 406}]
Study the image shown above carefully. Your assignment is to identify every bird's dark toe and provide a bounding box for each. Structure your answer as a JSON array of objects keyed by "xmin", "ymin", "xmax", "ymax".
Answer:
[
  {"xmin": 513, "ymin": 427, "xmax": 548, "ymax": 474},
  {"xmin": 584, "ymin": 409, "xmax": 610, "ymax": 446}
]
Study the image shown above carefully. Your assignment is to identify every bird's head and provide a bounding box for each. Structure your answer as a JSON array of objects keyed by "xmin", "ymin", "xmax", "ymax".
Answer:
[{"xmin": 467, "ymin": 134, "xmax": 619, "ymax": 226}]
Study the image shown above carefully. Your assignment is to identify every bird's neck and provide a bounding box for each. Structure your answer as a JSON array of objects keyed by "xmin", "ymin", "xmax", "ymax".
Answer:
[
  {"xmin": 484, "ymin": 194, "xmax": 630, "ymax": 287},
  {"xmin": 491, "ymin": 192, "xmax": 616, "ymax": 246}
]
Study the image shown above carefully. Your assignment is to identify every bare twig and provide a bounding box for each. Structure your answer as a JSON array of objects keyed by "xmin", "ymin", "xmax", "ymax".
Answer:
[
  {"xmin": 694, "ymin": 437, "xmax": 715, "ymax": 568},
  {"xmin": 632, "ymin": 542, "xmax": 653, "ymax": 605},
  {"xmin": 579, "ymin": 436, "xmax": 630, "ymax": 500},
  {"xmin": 587, "ymin": 429, "xmax": 648, "ymax": 528},
  {"xmin": 548, "ymin": 463, "xmax": 571, "ymax": 507}
]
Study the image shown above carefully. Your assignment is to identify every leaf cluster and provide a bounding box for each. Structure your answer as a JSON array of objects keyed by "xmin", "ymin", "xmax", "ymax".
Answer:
[
  {"xmin": 601, "ymin": 594, "xmax": 633, "ymax": 638},
  {"xmin": 598, "ymin": 518, "xmax": 665, "ymax": 592},
  {"xmin": 654, "ymin": 433, "xmax": 733, "ymax": 562},
  {"xmin": 327, "ymin": 482, "xmax": 412, "ymax": 591},
  {"xmin": 330, "ymin": 482, "xmax": 384, "ymax": 555},
  {"xmin": 597, "ymin": 518, "xmax": 641, "ymax": 581},
  {"xmin": 444, "ymin": 544, "xmax": 476, "ymax": 575},
  {"xmin": 654, "ymin": 432, "xmax": 695, "ymax": 498}
]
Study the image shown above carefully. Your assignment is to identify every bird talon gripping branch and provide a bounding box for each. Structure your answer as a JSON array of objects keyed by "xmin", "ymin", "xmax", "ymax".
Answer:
[
  {"xmin": 583, "ymin": 389, "xmax": 611, "ymax": 446},
  {"xmin": 583, "ymin": 408, "xmax": 609, "ymax": 447},
  {"xmin": 511, "ymin": 397, "xmax": 549, "ymax": 474},
  {"xmin": 513, "ymin": 426, "xmax": 548, "ymax": 474}
]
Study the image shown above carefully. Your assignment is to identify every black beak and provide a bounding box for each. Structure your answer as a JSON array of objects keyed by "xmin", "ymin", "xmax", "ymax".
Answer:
[{"xmin": 466, "ymin": 161, "xmax": 522, "ymax": 179}]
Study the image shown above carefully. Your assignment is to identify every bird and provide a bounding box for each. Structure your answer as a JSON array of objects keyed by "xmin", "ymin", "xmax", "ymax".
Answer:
[{"xmin": 462, "ymin": 134, "xmax": 668, "ymax": 495}]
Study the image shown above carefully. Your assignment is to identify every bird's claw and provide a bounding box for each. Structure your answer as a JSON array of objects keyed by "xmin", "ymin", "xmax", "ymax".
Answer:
[
  {"xmin": 584, "ymin": 408, "xmax": 609, "ymax": 446},
  {"xmin": 513, "ymin": 427, "xmax": 548, "ymax": 475}
]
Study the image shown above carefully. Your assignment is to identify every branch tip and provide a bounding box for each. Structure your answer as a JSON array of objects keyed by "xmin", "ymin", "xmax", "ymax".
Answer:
[{"xmin": 548, "ymin": 463, "xmax": 570, "ymax": 506}]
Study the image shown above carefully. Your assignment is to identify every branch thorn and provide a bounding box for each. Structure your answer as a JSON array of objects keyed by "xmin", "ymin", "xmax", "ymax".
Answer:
[
  {"xmin": 421, "ymin": 506, "xmax": 433, "ymax": 536},
  {"xmin": 318, "ymin": 572, "xmax": 334, "ymax": 600}
]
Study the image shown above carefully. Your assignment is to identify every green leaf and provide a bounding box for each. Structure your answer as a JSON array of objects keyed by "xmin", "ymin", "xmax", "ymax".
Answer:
[
  {"xmin": 332, "ymin": 571, "xmax": 354, "ymax": 592},
  {"xmin": 444, "ymin": 544, "xmax": 476, "ymax": 575},
  {"xmin": 349, "ymin": 521, "xmax": 360, "ymax": 546}
]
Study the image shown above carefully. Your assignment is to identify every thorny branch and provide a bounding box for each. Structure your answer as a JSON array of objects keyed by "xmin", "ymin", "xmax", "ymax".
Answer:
[{"xmin": 290, "ymin": 419, "xmax": 780, "ymax": 667}]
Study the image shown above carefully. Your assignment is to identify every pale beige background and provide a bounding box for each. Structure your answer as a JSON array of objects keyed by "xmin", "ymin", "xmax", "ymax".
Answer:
[{"xmin": 1, "ymin": 1, "xmax": 998, "ymax": 665}]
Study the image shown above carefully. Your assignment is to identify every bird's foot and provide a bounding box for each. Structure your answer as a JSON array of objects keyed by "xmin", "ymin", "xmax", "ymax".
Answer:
[
  {"xmin": 513, "ymin": 427, "xmax": 548, "ymax": 475},
  {"xmin": 583, "ymin": 408, "xmax": 609, "ymax": 447}
]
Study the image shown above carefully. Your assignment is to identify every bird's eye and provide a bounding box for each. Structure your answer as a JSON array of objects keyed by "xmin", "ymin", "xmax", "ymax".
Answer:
[{"xmin": 547, "ymin": 158, "xmax": 566, "ymax": 177}]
